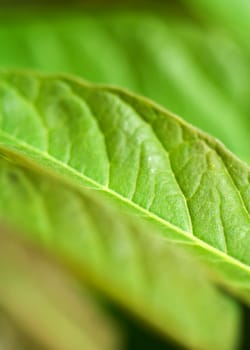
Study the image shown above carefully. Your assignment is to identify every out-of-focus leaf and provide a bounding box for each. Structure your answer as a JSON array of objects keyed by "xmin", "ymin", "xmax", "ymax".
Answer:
[
  {"xmin": 0, "ymin": 145, "xmax": 241, "ymax": 350},
  {"xmin": 0, "ymin": 225, "xmax": 120, "ymax": 350},
  {"xmin": 179, "ymin": 0, "xmax": 250, "ymax": 49},
  {"xmin": 0, "ymin": 12, "xmax": 249, "ymax": 161},
  {"xmin": 0, "ymin": 310, "xmax": 43, "ymax": 350}
]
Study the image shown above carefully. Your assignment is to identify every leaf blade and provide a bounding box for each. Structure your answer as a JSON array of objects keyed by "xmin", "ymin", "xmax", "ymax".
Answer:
[{"xmin": 0, "ymin": 71, "xmax": 249, "ymax": 305}]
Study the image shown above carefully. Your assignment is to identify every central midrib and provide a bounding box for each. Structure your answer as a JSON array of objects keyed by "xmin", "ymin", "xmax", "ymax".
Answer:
[{"xmin": 0, "ymin": 128, "xmax": 250, "ymax": 275}]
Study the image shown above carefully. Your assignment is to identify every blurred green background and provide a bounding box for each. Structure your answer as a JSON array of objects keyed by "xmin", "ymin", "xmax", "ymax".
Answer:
[{"xmin": 0, "ymin": 1, "xmax": 249, "ymax": 349}]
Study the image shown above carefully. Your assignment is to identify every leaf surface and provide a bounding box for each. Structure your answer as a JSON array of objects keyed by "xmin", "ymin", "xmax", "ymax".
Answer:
[{"xmin": 0, "ymin": 71, "xmax": 249, "ymax": 304}]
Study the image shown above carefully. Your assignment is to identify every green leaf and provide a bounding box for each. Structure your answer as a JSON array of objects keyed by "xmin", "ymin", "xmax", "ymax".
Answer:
[
  {"xmin": 0, "ymin": 146, "xmax": 241, "ymax": 350},
  {"xmin": 0, "ymin": 12, "xmax": 249, "ymax": 162},
  {"xmin": 0, "ymin": 71, "xmax": 249, "ymax": 305},
  {"xmin": 0, "ymin": 225, "xmax": 120, "ymax": 350}
]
